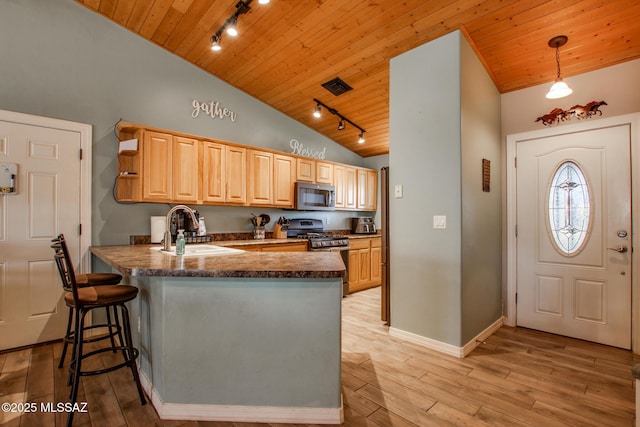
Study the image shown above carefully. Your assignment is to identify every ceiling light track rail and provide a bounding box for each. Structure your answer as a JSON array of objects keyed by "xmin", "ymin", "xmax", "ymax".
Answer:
[
  {"xmin": 313, "ymin": 98, "xmax": 366, "ymax": 143},
  {"xmin": 211, "ymin": 0, "xmax": 269, "ymax": 51}
]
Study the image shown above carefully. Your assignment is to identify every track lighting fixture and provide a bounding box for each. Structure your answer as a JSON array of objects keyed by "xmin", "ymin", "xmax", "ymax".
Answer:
[
  {"xmin": 209, "ymin": 0, "xmax": 269, "ymax": 52},
  {"xmin": 545, "ymin": 35, "xmax": 573, "ymax": 99},
  {"xmin": 226, "ymin": 16, "xmax": 238, "ymax": 36},
  {"xmin": 210, "ymin": 35, "xmax": 222, "ymax": 51},
  {"xmin": 312, "ymin": 98, "xmax": 366, "ymax": 144}
]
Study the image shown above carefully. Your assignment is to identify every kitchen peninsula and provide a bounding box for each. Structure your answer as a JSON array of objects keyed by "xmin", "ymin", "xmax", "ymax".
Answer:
[{"xmin": 90, "ymin": 243, "xmax": 345, "ymax": 424}]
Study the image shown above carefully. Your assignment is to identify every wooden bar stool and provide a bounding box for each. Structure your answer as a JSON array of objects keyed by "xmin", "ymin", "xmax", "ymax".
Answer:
[
  {"xmin": 52, "ymin": 234, "xmax": 123, "ymax": 369},
  {"xmin": 52, "ymin": 234, "xmax": 146, "ymax": 426}
]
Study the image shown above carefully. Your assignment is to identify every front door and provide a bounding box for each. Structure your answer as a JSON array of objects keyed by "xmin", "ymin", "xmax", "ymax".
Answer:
[
  {"xmin": 0, "ymin": 118, "xmax": 83, "ymax": 350},
  {"xmin": 516, "ymin": 124, "xmax": 631, "ymax": 349}
]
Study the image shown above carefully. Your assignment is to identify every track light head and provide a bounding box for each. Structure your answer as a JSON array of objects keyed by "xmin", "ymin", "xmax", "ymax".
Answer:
[
  {"xmin": 358, "ymin": 132, "xmax": 365, "ymax": 144},
  {"xmin": 313, "ymin": 103, "xmax": 322, "ymax": 118},
  {"xmin": 258, "ymin": 0, "xmax": 270, "ymax": 4},
  {"xmin": 338, "ymin": 120, "xmax": 345, "ymax": 130},
  {"xmin": 226, "ymin": 16, "xmax": 238, "ymax": 36},
  {"xmin": 211, "ymin": 35, "xmax": 222, "ymax": 51}
]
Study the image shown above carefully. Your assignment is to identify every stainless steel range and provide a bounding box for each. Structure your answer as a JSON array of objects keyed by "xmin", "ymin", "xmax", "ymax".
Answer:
[{"xmin": 286, "ymin": 218, "xmax": 350, "ymax": 296}]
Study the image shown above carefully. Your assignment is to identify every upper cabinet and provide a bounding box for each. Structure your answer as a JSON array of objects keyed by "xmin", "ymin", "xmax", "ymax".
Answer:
[
  {"xmin": 296, "ymin": 158, "xmax": 315, "ymax": 182},
  {"xmin": 357, "ymin": 167, "xmax": 377, "ymax": 211},
  {"xmin": 273, "ymin": 154, "xmax": 295, "ymax": 208},
  {"xmin": 115, "ymin": 122, "xmax": 376, "ymax": 211},
  {"xmin": 202, "ymin": 141, "xmax": 247, "ymax": 205}
]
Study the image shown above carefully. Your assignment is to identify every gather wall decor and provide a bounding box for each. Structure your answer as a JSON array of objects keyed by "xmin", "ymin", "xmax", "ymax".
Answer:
[
  {"xmin": 535, "ymin": 100, "xmax": 607, "ymax": 126},
  {"xmin": 191, "ymin": 99, "xmax": 238, "ymax": 122}
]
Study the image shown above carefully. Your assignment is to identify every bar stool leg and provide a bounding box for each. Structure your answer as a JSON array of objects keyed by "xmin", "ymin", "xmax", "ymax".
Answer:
[
  {"xmin": 67, "ymin": 308, "xmax": 87, "ymax": 427},
  {"xmin": 58, "ymin": 307, "xmax": 74, "ymax": 369}
]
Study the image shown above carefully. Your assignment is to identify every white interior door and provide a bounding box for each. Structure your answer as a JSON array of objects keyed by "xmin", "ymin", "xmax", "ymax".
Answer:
[
  {"xmin": 516, "ymin": 124, "xmax": 631, "ymax": 349},
  {"xmin": 0, "ymin": 119, "xmax": 83, "ymax": 350}
]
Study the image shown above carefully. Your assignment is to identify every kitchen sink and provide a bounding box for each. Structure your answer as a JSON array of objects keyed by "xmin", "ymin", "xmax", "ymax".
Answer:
[{"xmin": 151, "ymin": 244, "xmax": 244, "ymax": 256}]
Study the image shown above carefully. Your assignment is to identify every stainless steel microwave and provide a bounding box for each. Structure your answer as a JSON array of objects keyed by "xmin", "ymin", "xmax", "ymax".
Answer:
[{"xmin": 294, "ymin": 182, "xmax": 336, "ymax": 211}]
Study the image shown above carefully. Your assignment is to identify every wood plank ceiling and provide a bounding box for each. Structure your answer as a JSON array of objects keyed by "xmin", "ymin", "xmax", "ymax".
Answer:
[{"xmin": 76, "ymin": 0, "xmax": 640, "ymax": 158}]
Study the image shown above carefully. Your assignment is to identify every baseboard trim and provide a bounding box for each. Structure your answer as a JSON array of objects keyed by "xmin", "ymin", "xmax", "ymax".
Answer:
[
  {"xmin": 389, "ymin": 317, "xmax": 504, "ymax": 358},
  {"xmin": 138, "ymin": 368, "xmax": 343, "ymax": 424}
]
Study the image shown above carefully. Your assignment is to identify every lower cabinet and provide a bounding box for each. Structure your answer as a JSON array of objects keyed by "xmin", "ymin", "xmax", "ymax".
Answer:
[{"xmin": 348, "ymin": 237, "xmax": 381, "ymax": 293}]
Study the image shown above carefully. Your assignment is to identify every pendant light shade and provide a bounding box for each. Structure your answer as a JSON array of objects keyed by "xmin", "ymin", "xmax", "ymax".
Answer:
[
  {"xmin": 546, "ymin": 80, "xmax": 573, "ymax": 99},
  {"xmin": 545, "ymin": 35, "xmax": 572, "ymax": 99}
]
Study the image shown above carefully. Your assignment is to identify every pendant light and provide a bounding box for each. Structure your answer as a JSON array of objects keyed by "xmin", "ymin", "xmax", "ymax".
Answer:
[{"xmin": 545, "ymin": 35, "xmax": 573, "ymax": 99}]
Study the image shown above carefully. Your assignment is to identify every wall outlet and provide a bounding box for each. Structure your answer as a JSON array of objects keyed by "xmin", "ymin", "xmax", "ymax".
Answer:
[
  {"xmin": 433, "ymin": 215, "xmax": 447, "ymax": 229},
  {"xmin": 394, "ymin": 184, "xmax": 403, "ymax": 198}
]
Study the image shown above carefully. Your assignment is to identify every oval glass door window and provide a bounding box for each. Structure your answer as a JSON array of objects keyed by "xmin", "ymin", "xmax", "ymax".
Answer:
[{"xmin": 547, "ymin": 161, "xmax": 592, "ymax": 255}]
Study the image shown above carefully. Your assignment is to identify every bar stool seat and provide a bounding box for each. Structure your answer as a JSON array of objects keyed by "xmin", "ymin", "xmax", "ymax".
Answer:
[{"xmin": 76, "ymin": 272, "xmax": 122, "ymax": 286}]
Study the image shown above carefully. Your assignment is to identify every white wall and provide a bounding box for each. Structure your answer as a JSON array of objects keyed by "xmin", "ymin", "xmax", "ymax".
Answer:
[{"xmin": 502, "ymin": 59, "xmax": 640, "ymax": 136}]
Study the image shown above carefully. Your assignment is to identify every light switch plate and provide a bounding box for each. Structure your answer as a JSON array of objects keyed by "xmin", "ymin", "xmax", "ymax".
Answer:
[
  {"xmin": 433, "ymin": 215, "xmax": 446, "ymax": 229},
  {"xmin": 394, "ymin": 184, "xmax": 403, "ymax": 198}
]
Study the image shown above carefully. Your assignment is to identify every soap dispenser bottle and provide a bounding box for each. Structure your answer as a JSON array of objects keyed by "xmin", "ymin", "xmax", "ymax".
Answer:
[{"xmin": 175, "ymin": 229, "xmax": 186, "ymax": 255}]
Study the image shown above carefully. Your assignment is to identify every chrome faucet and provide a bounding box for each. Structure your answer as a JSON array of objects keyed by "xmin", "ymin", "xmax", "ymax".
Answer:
[{"xmin": 162, "ymin": 205, "xmax": 199, "ymax": 252}]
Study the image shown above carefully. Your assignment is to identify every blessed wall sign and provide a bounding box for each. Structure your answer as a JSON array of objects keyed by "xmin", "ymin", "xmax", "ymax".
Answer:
[{"xmin": 289, "ymin": 139, "xmax": 327, "ymax": 160}]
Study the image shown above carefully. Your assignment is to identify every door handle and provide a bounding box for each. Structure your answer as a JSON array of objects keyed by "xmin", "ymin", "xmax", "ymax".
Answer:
[{"xmin": 607, "ymin": 245, "xmax": 628, "ymax": 253}]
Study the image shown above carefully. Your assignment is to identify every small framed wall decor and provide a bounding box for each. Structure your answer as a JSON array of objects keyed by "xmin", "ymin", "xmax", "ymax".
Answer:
[
  {"xmin": 0, "ymin": 163, "xmax": 18, "ymax": 194},
  {"xmin": 482, "ymin": 159, "xmax": 490, "ymax": 192}
]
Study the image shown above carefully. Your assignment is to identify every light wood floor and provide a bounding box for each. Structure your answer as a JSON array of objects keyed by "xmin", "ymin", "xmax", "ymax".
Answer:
[{"xmin": 1, "ymin": 287, "xmax": 638, "ymax": 426}]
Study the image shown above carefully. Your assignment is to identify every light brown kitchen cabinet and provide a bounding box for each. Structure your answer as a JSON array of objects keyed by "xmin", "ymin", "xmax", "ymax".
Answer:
[
  {"xmin": 116, "ymin": 122, "xmax": 377, "ymax": 210},
  {"xmin": 273, "ymin": 154, "xmax": 295, "ymax": 207},
  {"xmin": 296, "ymin": 158, "xmax": 315, "ymax": 182},
  {"xmin": 141, "ymin": 131, "xmax": 174, "ymax": 202},
  {"xmin": 345, "ymin": 166, "xmax": 358, "ymax": 210},
  {"xmin": 316, "ymin": 161, "xmax": 333, "ymax": 184},
  {"xmin": 357, "ymin": 167, "xmax": 377, "ymax": 211},
  {"xmin": 348, "ymin": 236, "xmax": 382, "ymax": 293},
  {"xmin": 172, "ymin": 136, "xmax": 199, "ymax": 202},
  {"xmin": 225, "ymin": 145, "xmax": 247, "ymax": 205},
  {"xmin": 202, "ymin": 141, "xmax": 225, "ymax": 203},
  {"xmin": 248, "ymin": 150, "xmax": 273, "ymax": 205},
  {"xmin": 334, "ymin": 164, "xmax": 358, "ymax": 209}
]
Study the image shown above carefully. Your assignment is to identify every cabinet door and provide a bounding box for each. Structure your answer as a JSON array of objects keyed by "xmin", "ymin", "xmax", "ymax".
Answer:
[
  {"xmin": 173, "ymin": 136, "xmax": 199, "ymax": 202},
  {"xmin": 370, "ymin": 241, "xmax": 382, "ymax": 285},
  {"xmin": 143, "ymin": 131, "xmax": 172, "ymax": 201},
  {"xmin": 248, "ymin": 150, "xmax": 273, "ymax": 205},
  {"xmin": 334, "ymin": 164, "xmax": 346, "ymax": 208},
  {"xmin": 358, "ymin": 248, "xmax": 371, "ymax": 285},
  {"xmin": 345, "ymin": 166, "xmax": 357, "ymax": 210},
  {"xmin": 348, "ymin": 250, "xmax": 360, "ymax": 286},
  {"xmin": 226, "ymin": 146, "xmax": 247, "ymax": 204},
  {"xmin": 316, "ymin": 161, "xmax": 333, "ymax": 184},
  {"xmin": 357, "ymin": 168, "xmax": 377, "ymax": 211},
  {"xmin": 202, "ymin": 141, "xmax": 225, "ymax": 203},
  {"xmin": 296, "ymin": 158, "xmax": 315, "ymax": 182},
  {"xmin": 273, "ymin": 154, "xmax": 295, "ymax": 207}
]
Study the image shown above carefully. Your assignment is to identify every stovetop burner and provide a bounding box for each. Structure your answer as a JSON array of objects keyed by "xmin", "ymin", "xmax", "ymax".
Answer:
[{"xmin": 285, "ymin": 219, "xmax": 349, "ymax": 249}]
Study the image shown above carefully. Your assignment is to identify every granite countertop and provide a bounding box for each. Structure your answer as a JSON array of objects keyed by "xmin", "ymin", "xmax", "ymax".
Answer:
[{"xmin": 90, "ymin": 243, "xmax": 346, "ymax": 279}]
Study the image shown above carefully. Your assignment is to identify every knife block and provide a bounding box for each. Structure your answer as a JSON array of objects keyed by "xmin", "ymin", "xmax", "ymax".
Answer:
[{"xmin": 274, "ymin": 224, "xmax": 288, "ymax": 239}]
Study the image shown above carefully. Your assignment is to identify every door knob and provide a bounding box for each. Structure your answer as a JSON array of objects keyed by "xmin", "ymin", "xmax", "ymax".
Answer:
[{"xmin": 607, "ymin": 245, "xmax": 628, "ymax": 253}]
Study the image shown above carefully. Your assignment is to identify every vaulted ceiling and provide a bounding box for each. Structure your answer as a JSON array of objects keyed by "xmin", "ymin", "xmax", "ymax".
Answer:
[{"xmin": 76, "ymin": 0, "xmax": 640, "ymax": 157}]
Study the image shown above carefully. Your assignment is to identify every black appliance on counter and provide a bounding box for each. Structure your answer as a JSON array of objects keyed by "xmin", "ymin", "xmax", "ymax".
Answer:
[
  {"xmin": 287, "ymin": 218, "xmax": 349, "ymax": 296},
  {"xmin": 169, "ymin": 209, "xmax": 199, "ymax": 237}
]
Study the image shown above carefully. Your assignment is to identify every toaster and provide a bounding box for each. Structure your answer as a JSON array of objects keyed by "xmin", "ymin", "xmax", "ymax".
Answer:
[{"xmin": 351, "ymin": 217, "xmax": 377, "ymax": 234}]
